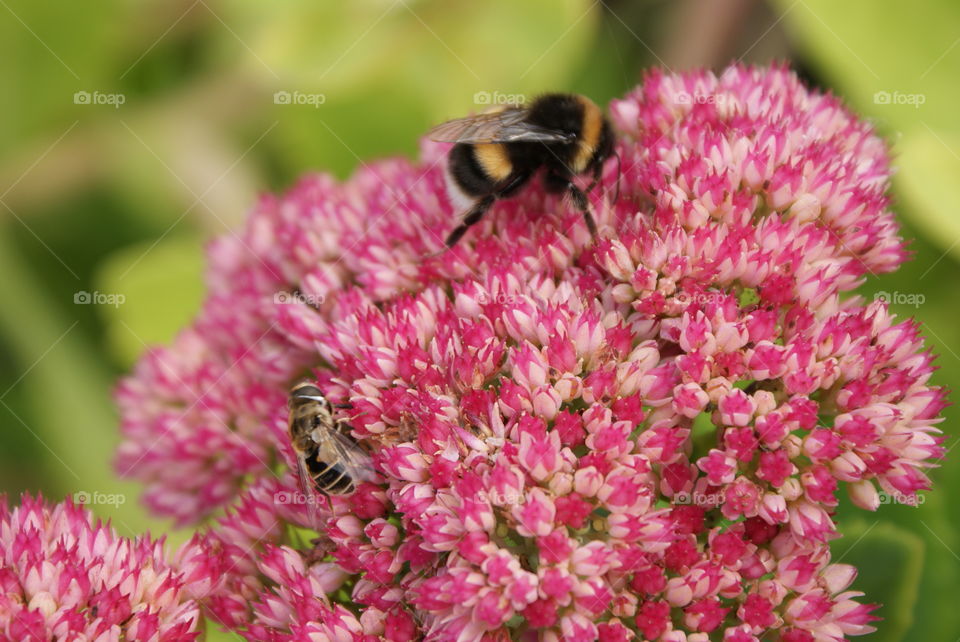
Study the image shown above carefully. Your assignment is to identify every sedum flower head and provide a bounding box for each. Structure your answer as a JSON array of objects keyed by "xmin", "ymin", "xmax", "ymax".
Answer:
[
  {"xmin": 120, "ymin": 64, "xmax": 945, "ymax": 640},
  {"xmin": 0, "ymin": 493, "xmax": 202, "ymax": 641}
]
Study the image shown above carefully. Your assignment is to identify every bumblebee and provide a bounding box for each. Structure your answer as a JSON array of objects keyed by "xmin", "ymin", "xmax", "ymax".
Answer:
[
  {"xmin": 288, "ymin": 381, "xmax": 373, "ymax": 497},
  {"xmin": 428, "ymin": 93, "xmax": 616, "ymax": 247}
]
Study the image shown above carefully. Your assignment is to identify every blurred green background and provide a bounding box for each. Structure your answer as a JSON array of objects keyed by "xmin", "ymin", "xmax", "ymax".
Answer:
[{"xmin": 0, "ymin": 1, "xmax": 957, "ymax": 640}]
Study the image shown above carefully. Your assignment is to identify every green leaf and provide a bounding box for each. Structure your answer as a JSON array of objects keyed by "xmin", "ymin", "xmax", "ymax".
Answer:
[
  {"xmin": 776, "ymin": 0, "xmax": 960, "ymax": 260},
  {"xmin": 776, "ymin": 0, "xmax": 959, "ymax": 128},
  {"xmin": 203, "ymin": 621, "xmax": 245, "ymax": 641},
  {"xmin": 95, "ymin": 234, "xmax": 205, "ymax": 367},
  {"xmin": 222, "ymin": 0, "xmax": 598, "ymax": 117},
  {"xmin": 895, "ymin": 129, "xmax": 960, "ymax": 263},
  {"xmin": 689, "ymin": 411, "xmax": 717, "ymax": 463},
  {"xmin": 832, "ymin": 452, "xmax": 960, "ymax": 642},
  {"xmin": 830, "ymin": 521, "xmax": 925, "ymax": 642},
  {"xmin": 0, "ymin": 0, "xmax": 133, "ymax": 147},
  {"xmin": 266, "ymin": 82, "xmax": 430, "ymax": 179},
  {"xmin": 0, "ymin": 228, "xmax": 160, "ymax": 537}
]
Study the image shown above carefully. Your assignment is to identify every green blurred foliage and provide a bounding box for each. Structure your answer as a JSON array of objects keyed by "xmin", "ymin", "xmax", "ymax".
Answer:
[
  {"xmin": 97, "ymin": 234, "xmax": 206, "ymax": 366},
  {"xmin": 777, "ymin": 0, "xmax": 960, "ymax": 261},
  {"xmin": 0, "ymin": 0, "xmax": 957, "ymax": 640},
  {"xmin": 831, "ymin": 521, "xmax": 925, "ymax": 642}
]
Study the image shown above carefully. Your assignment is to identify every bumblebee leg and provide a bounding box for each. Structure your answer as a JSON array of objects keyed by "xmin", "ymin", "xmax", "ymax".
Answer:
[
  {"xmin": 585, "ymin": 159, "xmax": 603, "ymax": 194},
  {"xmin": 543, "ymin": 170, "xmax": 596, "ymax": 236},
  {"xmin": 567, "ymin": 182, "xmax": 597, "ymax": 236},
  {"xmin": 443, "ymin": 172, "xmax": 531, "ymax": 248},
  {"xmin": 496, "ymin": 170, "xmax": 533, "ymax": 198},
  {"xmin": 445, "ymin": 195, "xmax": 495, "ymax": 247}
]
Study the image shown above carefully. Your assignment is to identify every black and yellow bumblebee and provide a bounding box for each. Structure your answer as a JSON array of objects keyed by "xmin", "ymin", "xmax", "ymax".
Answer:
[{"xmin": 428, "ymin": 93, "xmax": 616, "ymax": 247}]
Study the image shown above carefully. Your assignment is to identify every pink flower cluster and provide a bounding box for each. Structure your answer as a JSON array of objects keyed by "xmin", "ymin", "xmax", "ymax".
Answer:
[
  {"xmin": 117, "ymin": 64, "xmax": 946, "ymax": 640},
  {"xmin": 0, "ymin": 494, "xmax": 201, "ymax": 641}
]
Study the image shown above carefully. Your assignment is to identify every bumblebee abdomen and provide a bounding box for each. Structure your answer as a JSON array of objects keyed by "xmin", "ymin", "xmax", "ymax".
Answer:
[
  {"xmin": 448, "ymin": 143, "xmax": 497, "ymax": 197},
  {"xmin": 472, "ymin": 143, "xmax": 513, "ymax": 182},
  {"xmin": 572, "ymin": 96, "xmax": 604, "ymax": 173}
]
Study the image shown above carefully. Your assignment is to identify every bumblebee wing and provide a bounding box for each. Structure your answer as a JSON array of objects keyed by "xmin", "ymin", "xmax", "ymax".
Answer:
[{"xmin": 428, "ymin": 108, "xmax": 575, "ymax": 144}]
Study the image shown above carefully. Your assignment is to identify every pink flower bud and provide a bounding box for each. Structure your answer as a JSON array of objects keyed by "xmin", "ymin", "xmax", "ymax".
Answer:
[
  {"xmin": 513, "ymin": 489, "xmax": 556, "ymax": 537},
  {"xmin": 848, "ymin": 480, "xmax": 881, "ymax": 511}
]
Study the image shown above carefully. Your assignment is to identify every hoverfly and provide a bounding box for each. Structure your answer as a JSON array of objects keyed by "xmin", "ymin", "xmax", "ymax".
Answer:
[{"xmin": 288, "ymin": 381, "xmax": 374, "ymax": 503}]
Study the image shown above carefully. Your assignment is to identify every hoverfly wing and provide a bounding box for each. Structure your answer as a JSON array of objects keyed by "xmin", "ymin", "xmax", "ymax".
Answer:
[
  {"xmin": 321, "ymin": 429, "xmax": 376, "ymax": 487},
  {"xmin": 428, "ymin": 107, "xmax": 575, "ymax": 144},
  {"xmin": 293, "ymin": 451, "xmax": 328, "ymax": 527}
]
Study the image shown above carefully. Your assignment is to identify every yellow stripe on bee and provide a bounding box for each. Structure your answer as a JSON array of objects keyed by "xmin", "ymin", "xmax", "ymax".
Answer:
[
  {"xmin": 473, "ymin": 143, "xmax": 513, "ymax": 182},
  {"xmin": 573, "ymin": 95, "xmax": 603, "ymax": 173}
]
